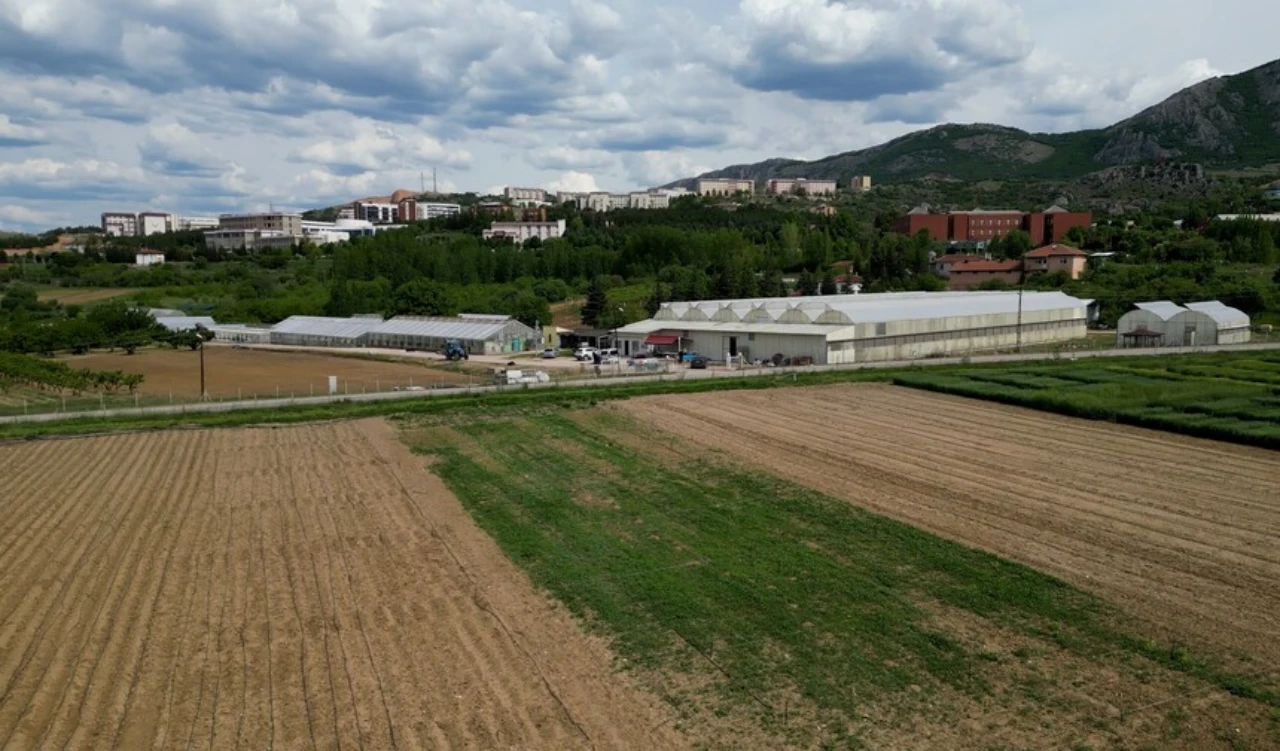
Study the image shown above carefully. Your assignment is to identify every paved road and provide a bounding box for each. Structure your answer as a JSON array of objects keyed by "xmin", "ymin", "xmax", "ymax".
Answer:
[{"xmin": 4, "ymin": 342, "xmax": 1279, "ymax": 427}]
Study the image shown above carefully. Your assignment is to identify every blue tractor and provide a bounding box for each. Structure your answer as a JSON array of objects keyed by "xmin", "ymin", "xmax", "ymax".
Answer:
[{"xmin": 442, "ymin": 339, "xmax": 469, "ymax": 361}]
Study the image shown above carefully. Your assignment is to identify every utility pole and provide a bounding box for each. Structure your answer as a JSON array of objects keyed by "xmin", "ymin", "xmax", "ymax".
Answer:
[{"xmin": 433, "ymin": 167, "xmax": 438, "ymax": 194}]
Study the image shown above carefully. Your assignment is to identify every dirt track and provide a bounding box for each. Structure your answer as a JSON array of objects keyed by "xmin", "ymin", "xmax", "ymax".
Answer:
[
  {"xmin": 0, "ymin": 420, "xmax": 683, "ymax": 749},
  {"xmin": 621, "ymin": 384, "xmax": 1280, "ymax": 664}
]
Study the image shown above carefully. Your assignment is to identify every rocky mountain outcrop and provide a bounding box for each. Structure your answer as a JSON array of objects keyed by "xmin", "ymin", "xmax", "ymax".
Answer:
[{"xmin": 671, "ymin": 58, "xmax": 1280, "ymax": 188}]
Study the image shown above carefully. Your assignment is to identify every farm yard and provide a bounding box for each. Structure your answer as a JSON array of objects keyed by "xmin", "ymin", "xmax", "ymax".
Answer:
[{"xmin": 0, "ymin": 420, "xmax": 684, "ymax": 749}]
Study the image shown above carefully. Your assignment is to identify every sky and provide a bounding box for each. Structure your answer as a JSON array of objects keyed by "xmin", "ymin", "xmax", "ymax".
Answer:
[{"xmin": 0, "ymin": 0, "xmax": 1276, "ymax": 231}]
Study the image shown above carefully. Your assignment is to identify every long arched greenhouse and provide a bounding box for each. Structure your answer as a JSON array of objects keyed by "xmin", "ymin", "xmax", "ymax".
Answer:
[{"xmin": 615, "ymin": 291, "xmax": 1093, "ymax": 364}]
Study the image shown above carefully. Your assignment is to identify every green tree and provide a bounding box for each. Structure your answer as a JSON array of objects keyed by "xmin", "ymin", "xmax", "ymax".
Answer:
[
  {"xmin": 820, "ymin": 269, "xmax": 838, "ymax": 295},
  {"xmin": 644, "ymin": 281, "xmax": 666, "ymax": 317},
  {"xmin": 797, "ymin": 270, "xmax": 819, "ymax": 296},
  {"xmin": 581, "ymin": 277, "xmax": 608, "ymax": 328},
  {"xmin": 389, "ymin": 279, "xmax": 457, "ymax": 317},
  {"xmin": 759, "ymin": 269, "xmax": 786, "ymax": 298}
]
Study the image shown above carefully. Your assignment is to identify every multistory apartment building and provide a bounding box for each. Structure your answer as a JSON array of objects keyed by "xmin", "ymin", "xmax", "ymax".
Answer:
[
  {"xmin": 176, "ymin": 216, "xmax": 219, "ymax": 231},
  {"xmin": 101, "ymin": 212, "xmax": 139, "ymax": 237},
  {"xmin": 138, "ymin": 212, "xmax": 174, "ymax": 236},
  {"xmin": 218, "ymin": 212, "xmax": 304, "ymax": 236},
  {"xmin": 766, "ymin": 178, "xmax": 838, "ymax": 196},
  {"xmin": 892, "ymin": 205, "xmax": 1092, "ymax": 246},
  {"xmin": 482, "ymin": 219, "xmax": 567, "ymax": 244},
  {"xmin": 850, "ymin": 175, "xmax": 873, "ymax": 192},
  {"xmin": 504, "ymin": 186, "xmax": 548, "ymax": 204},
  {"xmin": 696, "ymin": 178, "xmax": 754, "ymax": 196}
]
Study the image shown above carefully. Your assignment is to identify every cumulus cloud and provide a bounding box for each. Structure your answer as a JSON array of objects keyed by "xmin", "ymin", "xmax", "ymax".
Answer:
[
  {"xmin": 716, "ymin": 0, "xmax": 1030, "ymax": 101},
  {"xmin": 290, "ymin": 120, "xmax": 471, "ymax": 175},
  {"xmin": 527, "ymin": 146, "xmax": 614, "ymax": 171},
  {"xmin": 0, "ymin": 115, "xmax": 47, "ymax": 147},
  {"xmin": 0, "ymin": 204, "xmax": 59, "ymax": 229},
  {"xmin": 621, "ymin": 152, "xmax": 714, "ymax": 187},
  {"xmin": 0, "ymin": 158, "xmax": 150, "ymax": 200},
  {"xmin": 138, "ymin": 122, "xmax": 230, "ymax": 177},
  {"xmin": 547, "ymin": 171, "xmax": 602, "ymax": 193}
]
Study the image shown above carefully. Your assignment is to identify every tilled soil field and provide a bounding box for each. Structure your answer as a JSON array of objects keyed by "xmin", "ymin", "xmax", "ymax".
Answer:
[
  {"xmin": 0, "ymin": 420, "xmax": 683, "ymax": 749},
  {"xmin": 621, "ymin": 384, "xmax": 1280, "ymax": 665}
]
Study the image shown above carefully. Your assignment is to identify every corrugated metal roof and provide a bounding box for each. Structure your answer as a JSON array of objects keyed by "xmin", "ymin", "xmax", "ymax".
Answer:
[
  {"xmin": 271, "ymin": 316, "xmax": 383, "ymax": 340},
  {"xmin": 1182, "ymin": 301, "xmax": 1250, "ymax": 327},
  {"xmin": 145, "ymin": 308, "xmax": 186, "ymax": 318},
  {"xmin": 617, "ymin": 320, "xmax": 838, "ymax": 336},
  {"xmin": 1134, "ymin": 301, "xmax": 1187, "ymax": 321},
  {"xmin": 156, "ymin": 316, "xmax": 215, "ymax": 332},
  {"xmin": 657, "ymin": 291, "xmax": 1087, "ymax": 326},
  {"xmin": 369, "ymin": 316, "xmax": 525, "ymax": 341}
]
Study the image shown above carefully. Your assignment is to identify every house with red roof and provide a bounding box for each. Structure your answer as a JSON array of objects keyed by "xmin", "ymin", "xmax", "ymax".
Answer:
[{"xmin": 947, "ymin": 243, "xmax": 1088, "ymax": 290}]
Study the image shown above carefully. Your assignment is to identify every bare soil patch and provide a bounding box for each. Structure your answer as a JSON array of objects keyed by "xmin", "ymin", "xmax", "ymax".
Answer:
[
  {"xmin": 36, "ymin": 287, "xmax": 134, "ymax": 305},
  {"xmin": 620, "ymin": 384, "xmax": 1280, "ymax": 667},
  {"xmin": 0, "ymin": 419, "xmax": 685, "ymax": 749},
  {"xmin": 63, "ymin": 346, "xmax": 471, "ymax": 399}
]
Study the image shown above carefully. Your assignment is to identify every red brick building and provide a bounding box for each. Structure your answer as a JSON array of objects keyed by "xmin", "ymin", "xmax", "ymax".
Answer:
[{"xmin": 893, "ymin": 205, "xmax": 1091, "ymax": 246}]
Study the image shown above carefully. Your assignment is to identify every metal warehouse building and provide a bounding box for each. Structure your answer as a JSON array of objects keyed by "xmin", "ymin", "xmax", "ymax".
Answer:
[
  {"xmin": 270, "ymin": 316, "xmax": 384, "ymax": 348},
  {"xmin": 364, "ymin": 314, "xmax": 536, "ymax": 355},
  {"xmin": 615, "ymin": 291, "xmax": 1092, "ymax": 364},
  {"xmin": 267, "ymin": 313, "xmax": 536, "ymax": 354},
  {"xmin": 1117, "ymin": 300, "xmax": 1250, "ymax": 347}
]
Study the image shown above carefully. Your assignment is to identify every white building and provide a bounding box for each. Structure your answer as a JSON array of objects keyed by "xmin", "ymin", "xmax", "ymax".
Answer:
[
  {"xmin": 176, "ymin": 216, "xmax": 219, "ymax": 231},
  {"xmin": 1214, "ymin": 213, "xmax": 1280, "ymax": 223},
  {"xmin": 697, "ymin": 178, "xmax": 754, "ymax": 196},
  {"xmin": 767, "ymin": 178, "xmax": 838, "ymax": 196},
  {"xmin": 615, "ymin": 291, "xmax": 1091, "ymax": 364},
  {"xmin": 629, "ymin": 191, "xmax": 670, "ymax": 209},
  {"xmin": 204, "ymin": 229, "xmax": 297, "ymax": 251},
  {"xmin": 504, "ymin": 187, "xmax": 547, "ymax": 205},
  {"xmin": 420, "ymin": 202, "xmax": 462, "ymax": 219},
  {"xmin": 1115, "ymin": 301, "xmax": 1186, "ymax": 348},
  {"xmin": 138, "ymin": 212, "xmax": 174, "ymax": 236},
  {"xmin": 101, "ymin": 212, "xmax": 138, "ymax": 237},
  {"xmin": 135, "ymin": 251, "xmax": 165, "ymax": 267},
  {"xmin": 850, "ymin": 175, "xmax": 873, "ymax": 192},
  {"xmin": 1118, "ymin": 300, "xmax": 1251, "ymax": 347},
  {"xmin": 482, "ymin": 219, "xmax": 567, "ymax": 244},
  {"xmin": 300, "ymin": 218, "xmax": 379, "ymax": 244}
]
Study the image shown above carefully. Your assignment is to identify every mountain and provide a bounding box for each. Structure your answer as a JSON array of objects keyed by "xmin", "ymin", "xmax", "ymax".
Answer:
[{"xmin": 671, "ymin": 58, "xmax": 1280, "ymax": 188}]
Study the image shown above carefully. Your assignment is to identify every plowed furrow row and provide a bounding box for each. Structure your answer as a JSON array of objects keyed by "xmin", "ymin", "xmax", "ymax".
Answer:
[{"xmin": 621, "ymin": 385, "xmax": 1280, "ymax": 663}]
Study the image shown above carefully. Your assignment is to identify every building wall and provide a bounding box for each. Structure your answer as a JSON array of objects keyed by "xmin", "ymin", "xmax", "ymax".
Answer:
[
  {"xmin": 948, "ymin": 268, "xmax": 1023, "ymax": 290},
  {"xmin": 1026, "ymin": 254, "xmax": 1086, "ymax": 279},
  {"xmin": 219, "ymin": 213, "xmax": 303, "ymax": 235},
  {"xmin": 102, "ymin": 213, "xmax": 137, "ymax": 237},
  {"xmin": 1045, "ymin": 212, "xmax": 1091, "ymax": 242},
  {"xmin": 205, "ymin": 229, "xmax": 297, "ymax": 251},
  {"xmin": 1116, "ymin": 310, "xmax": 1175, "ymax": 346},
  {"xmin": 697, "ymin": 179, "xmax": 754, "ymax": 196},
  {"xmin": 850, "ymin": 175, "xmax": 872, "ymax": 192},
  {"xmin": 138, "ymin": 213, "xmax": 173, "ymax": 236},
  {"xmin": 838, "ymin": 308, "xmax": 1086, "ymax": 362},
  {"xmin": 892, "ymin": 214, "xmax": 949, "ymax": 240}
]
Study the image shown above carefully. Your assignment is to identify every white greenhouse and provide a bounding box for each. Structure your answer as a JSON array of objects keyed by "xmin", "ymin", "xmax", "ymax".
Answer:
[
  {"xmin": 1116, "ymin": 301, "xmax": 1186, "ymax": 348},
  {"xmin": 365, "ymin": 314, "xmax": 536, "ymax": 355},
  {"xmin": 1172, "ymin": 302, "xmax": 1251, "ymax": 346},
  {"xmin": 269, "ymin": 316, "xmax": 383, "ymax": 347},
  {"xmin": 1117, "ymin": 301, "xmax": 1251, "ymax": 347},
  {"xmin": 615, "ymin": 290, "xmax": 1093, "ymax": 365}
]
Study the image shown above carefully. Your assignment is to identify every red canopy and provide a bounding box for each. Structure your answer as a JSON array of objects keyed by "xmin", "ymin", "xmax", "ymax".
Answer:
[{"xmin": 644, "ymin": 335, "xmax": 679, "ymax": 346}]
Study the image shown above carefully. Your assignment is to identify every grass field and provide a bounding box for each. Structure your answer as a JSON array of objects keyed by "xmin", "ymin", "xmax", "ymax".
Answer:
[
  {"xmin": 893, "ymin": 351, "xmax": 1280, "ymax": 449},
  {"xmin": 406, "ymin": 402, "xmax": 1280, "ymax": 748}
]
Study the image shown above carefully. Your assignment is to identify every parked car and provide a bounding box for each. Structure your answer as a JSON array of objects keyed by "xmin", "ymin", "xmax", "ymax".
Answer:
[
  {"xmin": 689, "ymin": 354, "xmax": 710, "ymax": 369},
  {"xmin": 541, "ymin": 348, "xmax": 557, "ymax": 359},
  {"xmin": 574, "ymin": 346, "xmax": 598, "ymax": 361}
]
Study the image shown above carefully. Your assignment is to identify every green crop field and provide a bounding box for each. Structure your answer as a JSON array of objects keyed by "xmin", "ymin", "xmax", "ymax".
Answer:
[
  {"xmin": 893, "ymin": 352, "xmax": 1280, "ymax": 449},
  {"xmin": 404, "ymin": 407, "xmax": 1278, "ymax": 748}
]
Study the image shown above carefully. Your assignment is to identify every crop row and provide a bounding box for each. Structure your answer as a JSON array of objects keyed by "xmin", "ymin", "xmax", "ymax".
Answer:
[{"xmin": 0, "ymin": 352, "xmax": 144, "ymax": 394}]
